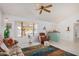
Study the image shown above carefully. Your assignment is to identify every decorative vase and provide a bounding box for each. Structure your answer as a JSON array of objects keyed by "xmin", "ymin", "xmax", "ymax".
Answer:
[{"xmin": 4, "ymin": 25, "xmax": 10, "ymax": 39}]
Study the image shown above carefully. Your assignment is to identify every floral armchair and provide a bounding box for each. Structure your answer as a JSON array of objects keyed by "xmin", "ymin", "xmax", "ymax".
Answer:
[{"xmin": 3, "ymin": 38, "xmax": 24, "ymax": 56}]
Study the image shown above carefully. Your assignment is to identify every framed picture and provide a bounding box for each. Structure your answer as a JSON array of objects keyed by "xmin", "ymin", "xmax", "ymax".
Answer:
[
  {"xmin": 6, "ymin": 23, "xmax": 12, "ymax": 29},
  {"xmin": 67, "ymin": 27, "xmax": 70, "ymax": 31}
]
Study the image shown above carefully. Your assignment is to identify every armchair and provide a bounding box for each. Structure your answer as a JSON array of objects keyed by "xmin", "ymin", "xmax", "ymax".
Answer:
[{"xmin": 38, "ymin": 33, "xmax": 49, "ymax": 44}]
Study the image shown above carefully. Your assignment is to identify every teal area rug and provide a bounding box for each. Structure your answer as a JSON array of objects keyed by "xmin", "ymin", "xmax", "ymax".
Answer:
[{"xmin": 22, "ymin": 45, "xmax": 76, "ymax": 56}]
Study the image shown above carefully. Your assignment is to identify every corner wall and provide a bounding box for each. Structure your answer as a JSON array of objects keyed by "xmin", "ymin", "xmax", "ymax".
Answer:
[{"xmin": 58, "ymin": 15, "xmax": 79, "ymax": 42}]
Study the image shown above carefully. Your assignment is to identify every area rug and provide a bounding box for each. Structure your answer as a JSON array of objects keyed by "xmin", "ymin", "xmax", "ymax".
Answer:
[{"xmin": 22, "ymin": 45, "xmax": 76, "ymax": 56}]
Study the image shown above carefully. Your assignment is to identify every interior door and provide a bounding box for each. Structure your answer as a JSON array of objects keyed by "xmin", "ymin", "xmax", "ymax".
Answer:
[{"xmin": 74, "ymin": 23, "xmax": 79, "ymax": 41}]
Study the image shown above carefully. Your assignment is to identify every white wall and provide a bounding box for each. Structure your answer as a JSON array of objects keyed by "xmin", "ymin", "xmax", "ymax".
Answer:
[
  {"xmin": 3, "ymin": 14, "xmax": 79, "ymax": 48},
  {"xmin": 1, "ymin": 13, "xmax": 79, "ymax": 48},
  {"xmin": 2, "ymin": 14, "xmax": 54, "ymax": 48},
  {"xmin": 58, "ymin": 15, "xmax": 79, "ymax": 42},
  {"xmin": 3, "ymin": 14, "xmax": 54, "ymax": 36},
  {"xmin": 0, "ymin": 10, "xmax": 2, "ymax": 32},
  {"xmin": 0, "ymin": 9, "xmax": 4, "ymax": 38}
]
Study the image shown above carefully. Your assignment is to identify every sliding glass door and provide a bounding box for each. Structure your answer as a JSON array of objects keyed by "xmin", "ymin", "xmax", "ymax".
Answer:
[{"xmin": 16, "ymin": 21, "xmax": 37, "ymax": 38}]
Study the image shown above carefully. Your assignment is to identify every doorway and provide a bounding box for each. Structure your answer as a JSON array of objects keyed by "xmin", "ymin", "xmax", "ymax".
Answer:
[{"xmin": 74, "ymin": 23, "xmax": 79, "ymax": 41}]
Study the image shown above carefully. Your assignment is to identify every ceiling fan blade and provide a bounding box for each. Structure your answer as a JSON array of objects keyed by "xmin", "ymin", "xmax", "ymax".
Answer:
[
  {"xmin": 36, "ymin": 6, "xmax": 43, "ymax": 10},
  {"xmin": 43, "ymin": 8, "xmax": 51, "ymax": 13},
  {"xmin": 39, "ymin": 9, "xmax": 42, "ymax": 14},
  {"xmin": 36, "ymin": 8, "xmax": 40, "ymax": 10},
  {"xmin": 45, "ymin": 4, "xmax": 52, "ymax": 8}
]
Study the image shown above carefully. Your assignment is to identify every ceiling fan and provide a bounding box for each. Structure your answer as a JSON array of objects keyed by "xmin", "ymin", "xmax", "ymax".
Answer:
[{"xmin": 37, "ymin": 4, "xmax": 53, "ymax": 14}]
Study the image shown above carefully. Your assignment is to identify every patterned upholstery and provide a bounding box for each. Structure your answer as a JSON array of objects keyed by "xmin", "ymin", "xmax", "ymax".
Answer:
[
  {"xmin": 39, "ymin": 33, "xmax": 48, "ymax": 44},
  {"xmin": 3, "ymin": 38, "xmax": 24, "ymax": 56}
]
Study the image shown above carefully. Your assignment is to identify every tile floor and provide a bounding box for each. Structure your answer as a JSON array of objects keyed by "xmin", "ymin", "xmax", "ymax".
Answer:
[{"xmin": 50, "ymin": 39, "xmax": 79, "ymax": 56}]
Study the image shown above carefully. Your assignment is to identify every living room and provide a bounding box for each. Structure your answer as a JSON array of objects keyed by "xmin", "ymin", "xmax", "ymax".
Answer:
[{"xmin": 0, "ymin": 3, "xmax": 79, "ymax": 56}]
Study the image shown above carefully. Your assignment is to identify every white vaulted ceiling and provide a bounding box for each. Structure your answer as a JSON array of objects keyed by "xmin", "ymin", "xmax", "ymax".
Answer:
[{"xmin": 0, "ymin": 3, "xmax": 79, "ymax": 23}]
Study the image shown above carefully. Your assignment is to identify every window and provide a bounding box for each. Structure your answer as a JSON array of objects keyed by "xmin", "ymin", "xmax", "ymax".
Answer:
[{"xmin": 16, "ymin": 21, "xmax": 37, "ymax": 37}]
